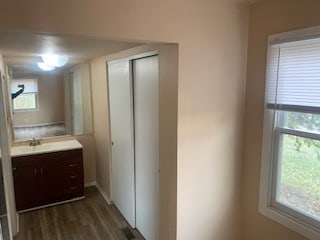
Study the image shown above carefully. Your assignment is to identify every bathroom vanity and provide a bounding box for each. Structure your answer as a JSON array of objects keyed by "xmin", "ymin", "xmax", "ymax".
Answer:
[{"xmin": 11, "ymin": 140, "xmax": 84, "ymax": 211}]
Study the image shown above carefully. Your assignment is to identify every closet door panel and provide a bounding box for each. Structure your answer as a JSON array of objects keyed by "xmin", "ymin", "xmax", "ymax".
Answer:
[
  {"xmin": 134, "ymin": 55, "xmax": 159, "ymax": 240},
  {"xmin": 108, "ymin": 61, "xmax": 135, "ymax": 227}
]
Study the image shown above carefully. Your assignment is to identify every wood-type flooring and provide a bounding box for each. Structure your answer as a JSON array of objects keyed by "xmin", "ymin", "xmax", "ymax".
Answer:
[{"xmin": 14, "ymin": 187, "xmax": 143, "ymax": 240}]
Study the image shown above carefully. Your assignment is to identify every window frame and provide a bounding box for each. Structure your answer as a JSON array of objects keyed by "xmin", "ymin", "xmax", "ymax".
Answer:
[{"xmin": 260, "ymin": 26, "xmax": 320, "ymax": 240}]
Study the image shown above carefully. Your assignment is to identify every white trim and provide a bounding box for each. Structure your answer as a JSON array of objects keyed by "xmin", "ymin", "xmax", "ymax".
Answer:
[
  {"xmin": 260, "ymin": 25, "xmax": 320, "ymax": 240},
  {"xmin": 260, "ymin": 110, "xmax": 320, "ymax": 240},
  {"xmin": 0, "ymin": 68, "xmax": 16, "ymax": 239},
  {"xmin": 14, "ymin": 121, "xmax": 65, "ymax": 128},
  {"xmin": 269, "ymin": 25, "xmax": 320, "ymax": 45},
  {"xmin": 95, "ymin": 183, "xmax": 112, "ymax": 205},
  {"xmin": 108, "ymin": 50, "xmax": 158, "ymax": 64},
  {"xmin": 105, "ymin": 44, "xmax": 160, "ymax": 63},
  {"xmin": 0, "ymin": 225, "xmax": 2, "ymax": 240},
  {"xmin": 260, "ymin": 206, "xmax": 320, "ymax": 240},
  {"xmin": 84, "ymin": 181, "xmax": 96, "ymax": 187},
  {"xmin": 17, "ymin": 196, "xmax": 85, "ymax": 213}
]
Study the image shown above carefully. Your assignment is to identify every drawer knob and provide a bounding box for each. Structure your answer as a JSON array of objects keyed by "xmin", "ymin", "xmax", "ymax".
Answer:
[{"xmin": 67, "ymin": 164, "xmax": 78, "ymax": 167}]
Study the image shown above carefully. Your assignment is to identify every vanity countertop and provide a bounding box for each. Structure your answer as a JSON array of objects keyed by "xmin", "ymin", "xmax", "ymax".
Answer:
[{"xmin": 10, "ymin": 139, "xmax": 83, "ymax": 157}]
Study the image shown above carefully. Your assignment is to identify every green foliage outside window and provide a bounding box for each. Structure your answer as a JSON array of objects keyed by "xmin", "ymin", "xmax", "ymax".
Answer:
[{"xmin": 287, "ymin": 112, "xmax": 320, "ymax": 159}]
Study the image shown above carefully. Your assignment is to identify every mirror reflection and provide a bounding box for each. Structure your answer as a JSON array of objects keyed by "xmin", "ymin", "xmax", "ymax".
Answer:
[
  {"xmin": 7, "ymin": 60, "xmax": 92, "ymax": 141},
  {"xmin": 0, "ymin": 31, "xmax": 140, "ymax": 142}
]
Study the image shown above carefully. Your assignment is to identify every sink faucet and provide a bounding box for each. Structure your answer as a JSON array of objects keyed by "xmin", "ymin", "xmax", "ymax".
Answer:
[{"xmin": 29, "ymin": 138, "xmax": 41, "ymax": 146}]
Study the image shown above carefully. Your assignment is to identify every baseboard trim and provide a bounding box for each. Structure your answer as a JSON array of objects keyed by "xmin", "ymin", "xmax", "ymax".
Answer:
[
  {"xmin": 85, "ymin": 181, "xmax": 96, "ymax": 187},
  {"xmin": 95, "ymin": 183, "xmax": 112, "ymax": 205}
]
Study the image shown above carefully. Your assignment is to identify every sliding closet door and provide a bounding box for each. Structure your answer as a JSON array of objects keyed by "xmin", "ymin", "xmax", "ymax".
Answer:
[
  {"xmin": 108, "ymin": 61, "xmax": 135, "ymax": 227},
  {"xmin": 133, "ymin": 55, "xmax": 159, "ymax": 240}
]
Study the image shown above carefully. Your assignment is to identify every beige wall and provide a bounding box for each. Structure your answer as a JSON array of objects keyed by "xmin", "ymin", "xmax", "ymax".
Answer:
[
  {"xmin": 176, "ymin": 4, "xmax": 248, "ymax": 240},
  {"xmin": 75, "ymin": 134, "xmax": 96, "ymax": 185},
  {"xmin": 13, "ymin": 72, "xmax": 65, "ymax": 126},
  {"xmin": 0, "ymin": 1, "xmax": 249, "ymax": 239},
  {"xmin": 90, "ymin": 55, "xmax": 112, "ymax": 195},
  {"xmin": 243, "ymin": 0, "xmax": 320, "ymax": 239}
]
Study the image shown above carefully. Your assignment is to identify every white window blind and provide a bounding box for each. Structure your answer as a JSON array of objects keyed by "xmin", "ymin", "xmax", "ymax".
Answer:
[
  {"xmin": 266, "ymin": 38, "xmax": 320, "ymax": 113},
  {"xmin": 10, "ymin": 79, "xmax": 38, "ymax": 94}
]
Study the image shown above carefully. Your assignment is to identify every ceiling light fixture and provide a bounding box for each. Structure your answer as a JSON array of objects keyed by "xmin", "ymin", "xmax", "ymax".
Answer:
[
  {"xmin": 37, "ymin": 62, "xmax": 55, "ymax": 71},
  {"xmin": 41, "ymin": 54, "xmax": 68, "ymax": 67}
]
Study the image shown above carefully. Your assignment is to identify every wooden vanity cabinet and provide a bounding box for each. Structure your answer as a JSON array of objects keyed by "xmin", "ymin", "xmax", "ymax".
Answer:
[{"xmin": 12, "ymin": 149, "xmax": 84, "ymax": 211}]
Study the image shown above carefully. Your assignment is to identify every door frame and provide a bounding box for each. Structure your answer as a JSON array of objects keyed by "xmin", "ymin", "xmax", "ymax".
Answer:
[{"xmin": 0, "ymin": 69, "xmax": 17, "ymax": 239}]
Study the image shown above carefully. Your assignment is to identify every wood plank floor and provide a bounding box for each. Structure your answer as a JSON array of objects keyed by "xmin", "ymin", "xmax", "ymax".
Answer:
[{"xmin": 14, "ymin": 187, "xmax": 144, "ymax": 240}]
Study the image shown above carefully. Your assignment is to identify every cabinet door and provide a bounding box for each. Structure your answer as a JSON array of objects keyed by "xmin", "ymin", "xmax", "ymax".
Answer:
[
  {"xmin": 13, "ymin": 163, "xmax": 40, "ymax": 211},
  {"xmin": 40, "ymin": 160, "xmax": 62, "ymax": 204},
  {"xmin": 12, "ymin": 150, "xmax": 84, "ymax": 211}
]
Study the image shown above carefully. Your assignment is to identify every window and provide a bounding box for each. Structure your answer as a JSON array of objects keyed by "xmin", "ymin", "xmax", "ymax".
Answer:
[
  {"xmin": 11, "ymin": 79, "xmax": 38, "ymax": 111},
  {"xmin": 260, "ymin": 27, "xmax": 320, "ymax": 240}
]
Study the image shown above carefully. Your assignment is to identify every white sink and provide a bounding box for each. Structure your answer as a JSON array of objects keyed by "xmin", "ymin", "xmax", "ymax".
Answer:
[{"xmin": 11, "ymin": 140, "xmax": 82, "ymax": 157}]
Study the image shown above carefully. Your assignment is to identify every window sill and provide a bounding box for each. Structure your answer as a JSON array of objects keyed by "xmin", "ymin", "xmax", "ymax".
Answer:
[{"xmin": 259, "ymin": 203, "xmax": 320, "ymax": 240}]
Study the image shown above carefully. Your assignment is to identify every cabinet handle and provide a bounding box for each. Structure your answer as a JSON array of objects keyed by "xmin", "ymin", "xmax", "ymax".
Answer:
[
  {"xmin": 34, "ymin": 168, "xmax": 37, "ymax": 176},
  {"xmin": 70, "ymin": 186, "xmax": 79, "ymax": 190},
  {"xmin": 12, "ymin": 167, "xmax": 16, "ymax": 171},
  {"xmin": 69, "ymin": 175, "xmax": 78, "ymax": 179},
  {"xmin": 67, "ymin": 164, "xmax": 78, "ymax": 167}
]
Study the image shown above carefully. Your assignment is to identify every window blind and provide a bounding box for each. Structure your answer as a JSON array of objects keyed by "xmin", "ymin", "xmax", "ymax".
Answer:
[
  {"xmin": 266, "ymin": 38, "xmax": 320, "ymax": 113},
  {"xmin": 10, "ymin": 79, "xmax": 38, "ymax": 94}
]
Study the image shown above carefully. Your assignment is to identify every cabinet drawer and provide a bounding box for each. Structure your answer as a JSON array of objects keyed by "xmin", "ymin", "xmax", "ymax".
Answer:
[
  {"xmin": 63, "ymin": 185, "xmax": 83, "ymax": 195},
  {"xmin": 63, "ymin": 173, "xmax": 83, "ymax": 186},
  {"xmin": 62, "ymin": 159, "xmax": 83, "ymax": 175},
  {"xmin": 62, "ymin": 157, "xmax": 84, "ymax": 197},
  {"xmin": 63, "ymin": 176, "xmax": 83, "ymax": 196}
]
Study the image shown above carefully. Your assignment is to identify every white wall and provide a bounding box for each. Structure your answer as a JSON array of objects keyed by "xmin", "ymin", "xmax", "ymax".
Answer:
[{"xmin": 0, "ymin": 1, "xmax": 249, "ymax": 239}]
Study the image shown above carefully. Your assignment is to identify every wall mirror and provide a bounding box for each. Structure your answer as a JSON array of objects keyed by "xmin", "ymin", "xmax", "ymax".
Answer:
[
  {"xmin": 0, "ymin": 31, "xmax": 140, "ymax": 142},
  {"xmin": 7, "ymin": 60, "xmax": 92, "ymax": 141}
]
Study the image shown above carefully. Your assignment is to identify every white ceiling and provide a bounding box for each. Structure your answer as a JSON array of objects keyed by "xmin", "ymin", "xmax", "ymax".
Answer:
[
  {"xmin": 0, "ymin": 31, "xmax": 143, "ymax": 74},
  {"xmin": 0, "ymin": 31, "xmax": 141, "ymax": 61}
]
